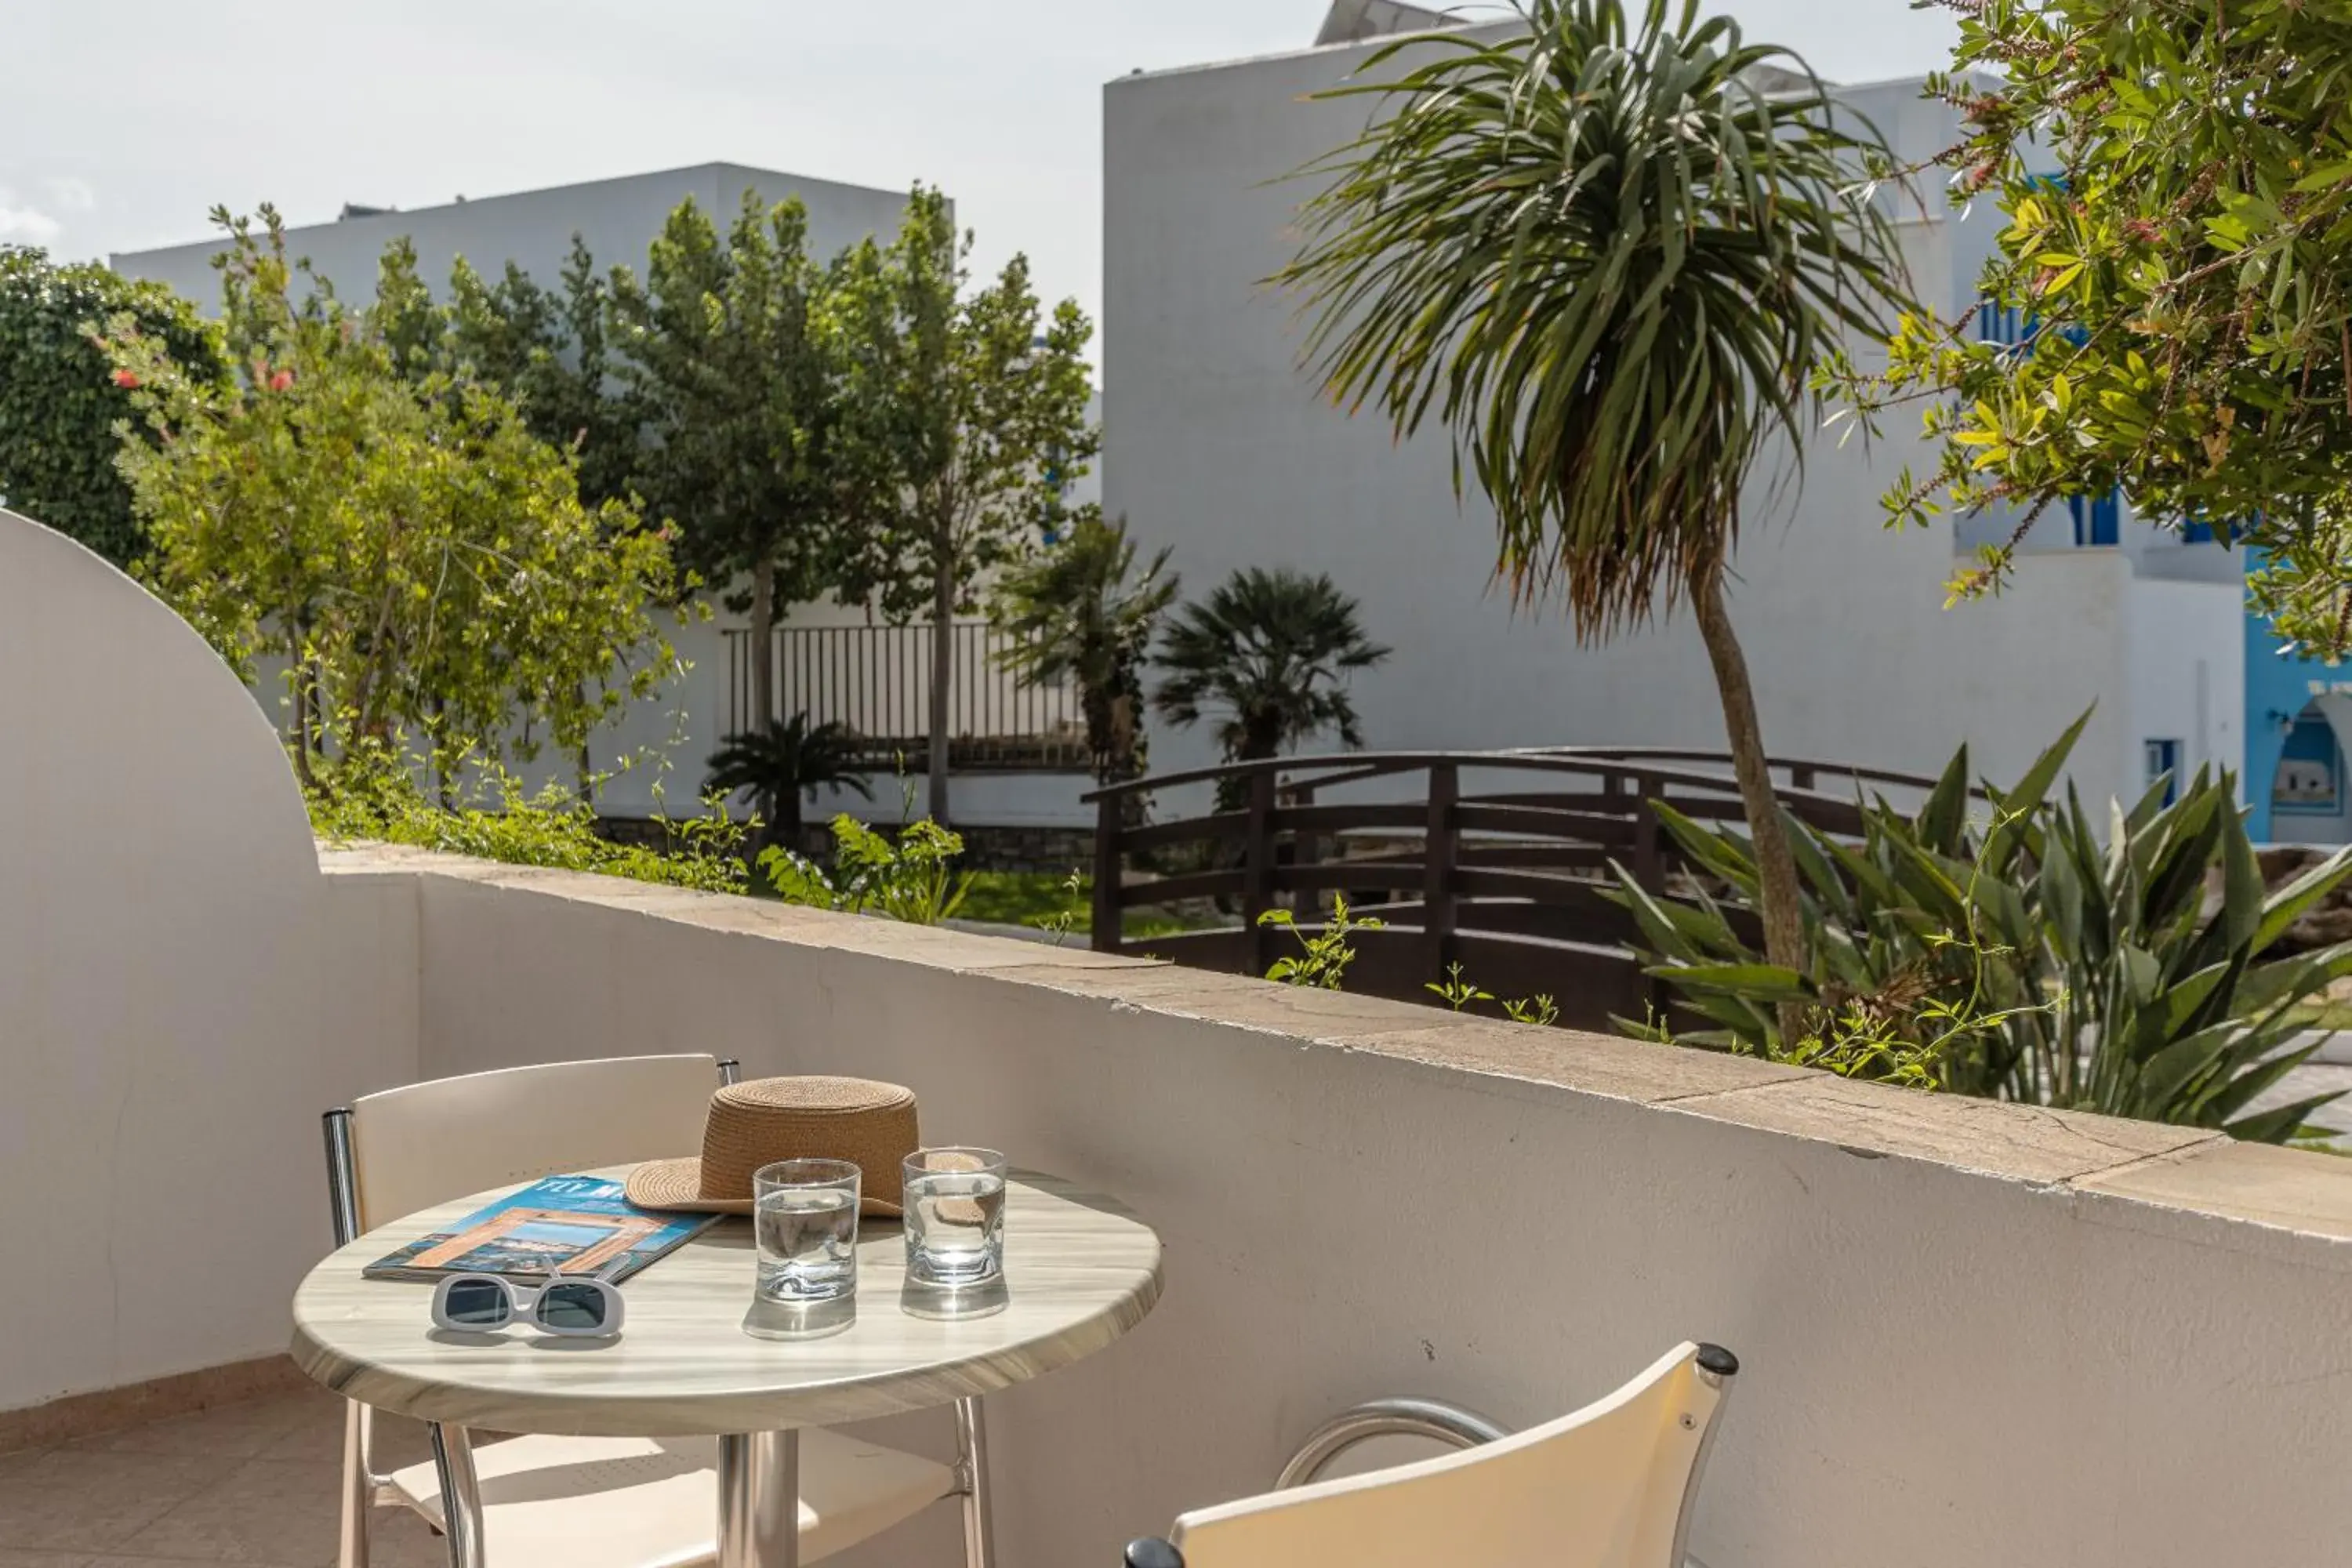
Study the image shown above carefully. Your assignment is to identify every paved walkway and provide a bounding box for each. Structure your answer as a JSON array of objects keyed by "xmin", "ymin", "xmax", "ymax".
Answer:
[{"xmin": 2259, "ymin": 1061, "xmax": 2352, "ymax": 1142}]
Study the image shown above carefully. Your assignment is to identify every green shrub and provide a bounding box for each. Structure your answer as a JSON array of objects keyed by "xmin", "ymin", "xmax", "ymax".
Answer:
[
  {"xmin": 760, "ymin": 815, "xmax": 974, "ymax": 926},
  {"xmin": 1615, "ymin": 715, "xmax": 2352, "ymax": 1141},
  {"xmin": 1259, "ymin": 898, "xmax": 1385, "ymax": 989},
  {"xmin": 307, "ymin": 743, "xmax": 746, "ymax": 894}
]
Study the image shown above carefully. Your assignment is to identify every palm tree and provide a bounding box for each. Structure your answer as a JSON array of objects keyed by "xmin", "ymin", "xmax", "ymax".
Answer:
[
  {"xmin": 1153, "ymin": 567, "xmax": 1390, "ymax": 804},
  {"xmin": 705, "ymin": 712, "xmax": 874, "ymax": 847},
  {"xmin": 1272, "ymin": 0, "xmax": 1911, "ymax": 1004},
  {"xmin": 991, "ymin": 510, "xmax": 1180, "ymax": 786}
]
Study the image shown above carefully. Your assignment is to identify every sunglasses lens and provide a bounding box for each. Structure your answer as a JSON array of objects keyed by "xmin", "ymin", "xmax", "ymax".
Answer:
[
  {"xmin": 537, "ymin": 1283, "xmax": 609, "ymax": 1332},
  {"xmin": 444, "ymin": 1279, "xmax": 510, "ymax": 1328}
]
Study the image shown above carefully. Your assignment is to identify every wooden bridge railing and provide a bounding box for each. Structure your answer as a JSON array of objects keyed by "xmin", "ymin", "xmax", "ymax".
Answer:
[{"xmin": 1083, "ymin": 750, "xmax": 1940, "ymax": 1029}]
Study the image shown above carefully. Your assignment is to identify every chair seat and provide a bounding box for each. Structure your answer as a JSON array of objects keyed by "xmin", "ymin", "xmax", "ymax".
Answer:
[{"xmin": 387, "ymin": 1428, "xmax": 954, "ymax": 1567}]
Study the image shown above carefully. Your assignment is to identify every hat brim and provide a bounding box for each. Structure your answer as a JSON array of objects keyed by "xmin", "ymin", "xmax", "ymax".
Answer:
[{"xmin": 623, "ymin": 1156, "xmax": 903, "ymax": 1218}]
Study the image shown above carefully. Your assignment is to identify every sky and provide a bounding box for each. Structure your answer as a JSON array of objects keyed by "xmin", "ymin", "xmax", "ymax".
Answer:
[{"xmin": 5, "ymin": 0, "xmax": 1959, "ymax": 338}]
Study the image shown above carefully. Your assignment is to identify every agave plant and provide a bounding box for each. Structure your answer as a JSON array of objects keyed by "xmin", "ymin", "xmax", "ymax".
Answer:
[
  {"xmin": 705, "ymin": 712, "xmax": 873, "ymax": 845},
  {"xmin": 1614, "ymin": 715, "xmax": 2352, "ymax": 1142}
]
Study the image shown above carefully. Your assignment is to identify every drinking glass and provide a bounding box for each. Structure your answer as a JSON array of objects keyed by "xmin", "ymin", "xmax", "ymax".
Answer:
[
  {"xmin": 753, "ymin": 1159, "xmax": 861, "ymax": 1304},
  {"xmin": 902, "ymin": 1148, "xmax": 1007, "ymax": 1287}
]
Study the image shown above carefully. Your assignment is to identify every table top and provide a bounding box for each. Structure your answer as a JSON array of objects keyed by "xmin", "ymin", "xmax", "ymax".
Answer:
[{"xmin": 291, "ymin": 1166, "xmax": 1163, "ymax": 1436}]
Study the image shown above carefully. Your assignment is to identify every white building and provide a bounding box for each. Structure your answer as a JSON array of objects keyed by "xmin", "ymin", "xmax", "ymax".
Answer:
[
  {"xmin": 1102, "ymin": 19, "xmax": 2345, "ymax": 842},
  {"xmin": 114, "ymin": 165, "xmax": 1098, "ymax": 831}
]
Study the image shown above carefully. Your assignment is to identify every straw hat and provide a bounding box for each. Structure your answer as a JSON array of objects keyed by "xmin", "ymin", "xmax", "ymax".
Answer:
[{"xmin": 624, "ymin": 1076, "xmax": 920, "ymax": 1217}]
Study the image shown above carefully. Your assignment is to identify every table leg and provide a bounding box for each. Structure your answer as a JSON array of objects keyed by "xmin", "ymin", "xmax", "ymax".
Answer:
[
  {"xmin": 955, "ymin": 1396, "xmax": 997, "ymax": 1568},
  {"xmin": 717, "ymin": 1429, "xmax": 800, "ymax": 1568},
  {"xmin": 339, "ymin": 1400, "xmax": 373, "ymax": 1568},
  {"xmin": 426, "ymin": 1422, "xmax": 485, "ymax": 1568}
]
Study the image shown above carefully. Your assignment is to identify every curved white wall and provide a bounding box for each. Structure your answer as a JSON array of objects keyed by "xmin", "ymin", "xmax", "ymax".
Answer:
[{"xmin": 0, "ymin": 510, "xmax": 415, "ymax": 1412}]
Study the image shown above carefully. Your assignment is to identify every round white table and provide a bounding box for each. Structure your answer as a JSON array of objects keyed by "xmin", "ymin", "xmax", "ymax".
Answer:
[{"xmin": 292, "ymin": 1164, "xmax": 1163, "ymax": 1568}]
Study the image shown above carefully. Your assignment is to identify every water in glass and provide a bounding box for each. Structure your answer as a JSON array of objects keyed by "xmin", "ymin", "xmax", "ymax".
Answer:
[
  {"xmin": 903, "ymin": 1149, "xmax": 1007, "ymax": 1287},
  {"xmin": 754, "ymin": 1160, "xmax": 860, "ymax": 1302}
]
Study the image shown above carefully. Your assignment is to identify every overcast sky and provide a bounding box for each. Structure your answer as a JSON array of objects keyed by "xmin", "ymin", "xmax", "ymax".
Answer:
[{"xmin": 6, "ymin": 0, "xmax": 1958, "ymax": 338}]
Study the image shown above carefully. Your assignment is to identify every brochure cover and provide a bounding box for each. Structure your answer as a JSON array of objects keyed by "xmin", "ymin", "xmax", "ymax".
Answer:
[{"xmin": 362, "ymin": 1174, "xmax": 719, "ymax": 1283}]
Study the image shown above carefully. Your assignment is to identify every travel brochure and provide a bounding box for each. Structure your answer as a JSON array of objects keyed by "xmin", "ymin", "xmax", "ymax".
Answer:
[{"xmin": 362, "ymin": 1174, "xmax": 717, "ymax": 1283}]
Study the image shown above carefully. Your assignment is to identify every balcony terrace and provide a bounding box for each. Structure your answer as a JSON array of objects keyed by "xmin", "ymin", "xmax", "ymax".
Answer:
[{"xmin": 9, "ymin": 510, "xmax": 2352, "ymax": 1568}]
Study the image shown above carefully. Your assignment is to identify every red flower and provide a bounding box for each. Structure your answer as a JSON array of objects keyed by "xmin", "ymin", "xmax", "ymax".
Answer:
[
  {"xmin": 267, "ymin": 368, "xmax": 295, "ymax": 392},
  {"xmin": 111, "ymin": 368, "xmax": 140, "ymax": 389}
]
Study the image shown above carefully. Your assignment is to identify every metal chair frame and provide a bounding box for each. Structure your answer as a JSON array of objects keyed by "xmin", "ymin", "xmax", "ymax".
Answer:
[
  {"xmin": 1124, "ymin": 1345, "xmax": 1739, "ymax": 1568},
  {"xmin": 321, "ymin": 1057, "xmax": 1000, "ymax": 1568}
]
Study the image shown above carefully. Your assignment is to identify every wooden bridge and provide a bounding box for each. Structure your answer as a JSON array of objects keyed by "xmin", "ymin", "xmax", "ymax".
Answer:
[{"xmin": 1083, "ymin": 749, "xmax": 1944, "ymax": 1029}]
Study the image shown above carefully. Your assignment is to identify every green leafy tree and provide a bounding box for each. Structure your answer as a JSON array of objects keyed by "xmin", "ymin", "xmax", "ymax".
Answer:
[
  {"xmin": 611, "ymin": 193, "xmax": 866, "ymax": 736},
  {"xmin": 1839, "ymin": 0, "xmax": 2352, "ymax": 654},
  {"xmin": 106, "ymin": 207, "xmax": 680, "ymax": 788},
  {"xmin": 437, "ymin": 235, "xmax": 647, "ymax": 792},
  {"xmin": 1152, "ymin": 566, "xmax": 1389, "ymax": 808},
  {"xmin": 1273, "ymin": 0, "xmax": 1911, "ymax": 1018},
  {"xmin": 0, "ymin": 246, "xmax": 223, "ymax": 564},
  {"xmin": 842, "ymin": 187, "xmax": 1099, "ymax": 825},
  {"xmin": 445, "ymin": 236, "xmax": 640, "ymax": 509},
  {"xmin": 705, "ymin": 712, "xmax": 874, "ymax": 845},
  {"xmin": 989, "ymin": 508, "xmax": 1178, "ymax": 786}
]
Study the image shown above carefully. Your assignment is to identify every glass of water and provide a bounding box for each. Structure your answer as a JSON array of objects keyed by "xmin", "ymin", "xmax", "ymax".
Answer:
[
  {"xmin": 902, "ymin": 1148, "xmax": 1007, "ymax": 1288},
  {"xmin": 753, "ymin": 1159, "xmax": 861, "ymax": 1304}
]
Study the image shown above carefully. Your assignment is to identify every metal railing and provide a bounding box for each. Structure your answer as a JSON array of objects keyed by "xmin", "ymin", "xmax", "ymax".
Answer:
[{"xmin": 724, "ymin": 622, "xmax": 1088, "ymax": 773}]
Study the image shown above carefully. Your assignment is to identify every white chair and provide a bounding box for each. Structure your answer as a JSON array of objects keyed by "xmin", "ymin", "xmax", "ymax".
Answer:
[
  {"xmin": 1122, "ymin": 1341, "xmax": 1739, "ymax": 1568},
  {"xmin": 321, "ymin": 1054, "xmax": 963, "ymax": 1568}
]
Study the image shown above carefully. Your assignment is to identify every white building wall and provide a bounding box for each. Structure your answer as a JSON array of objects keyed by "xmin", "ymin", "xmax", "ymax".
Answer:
[
  {"xmin": 110, "ymin": 163, "xmax": 909, "ymax": 317},
  {"xmin": 1101, "ymin": 42, "xmax": 2212, "ymax": 815},
  {"xmin": 2124, "ymin": 578, "xmax": 2245, "ymax": 799}
]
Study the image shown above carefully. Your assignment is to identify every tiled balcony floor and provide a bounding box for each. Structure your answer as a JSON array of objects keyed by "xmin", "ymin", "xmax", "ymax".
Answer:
[{"xmin": 0, "ymin": 1386, "xmax": 456, "ymax": 1567}]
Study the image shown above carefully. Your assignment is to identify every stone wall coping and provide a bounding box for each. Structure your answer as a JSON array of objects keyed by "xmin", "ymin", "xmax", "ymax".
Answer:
[{"xmin": 323, "ymin": 839, "xmax": 2352, "ymax": 1259}]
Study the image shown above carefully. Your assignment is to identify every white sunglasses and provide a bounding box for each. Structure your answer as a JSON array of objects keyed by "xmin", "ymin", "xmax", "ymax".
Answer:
[{"xmin": 430, "ymin": 1273, "xmax": 626, "ymax": 1338}]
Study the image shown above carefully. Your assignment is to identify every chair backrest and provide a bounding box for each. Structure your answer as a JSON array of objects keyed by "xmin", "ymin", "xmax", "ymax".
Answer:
[
  {"xmin": 341, "ymin": 1054, "xmax": 722, "ymax": 1232},
  {"xmin": 1167, "ymin": 1342, "xmax": 1736, "ymax": 1568}
]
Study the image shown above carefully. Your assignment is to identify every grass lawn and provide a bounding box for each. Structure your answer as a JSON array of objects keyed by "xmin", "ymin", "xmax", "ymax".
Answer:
[{"xmin": 957, "ymin": 869, "xmax": 1214, "ymax": 942}]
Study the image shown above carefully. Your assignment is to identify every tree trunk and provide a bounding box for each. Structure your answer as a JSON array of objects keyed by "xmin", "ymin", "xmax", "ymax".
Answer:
[
  {"xmin": 749, "ymin": 557, "xmax": 777, "ymax": 742},
  {"xmin": 1686, "ymin": 557, "xmax": 1808, "ymax": 1043},
  {"xmin": 927, "ymin": 560, "xmax": 955, "ymax": 825},
  {"xmin": 423, "ymin": 695, "xmax": 458, "ymax": 808},
  {"xmin": 575, "ymin": 681, "xmax": 593, "ymax": 801},
  {"xmin": 290, "ymin": 673, "xmax": 315, "ymax": 789},
  {"xmin": 1083, "ymin": 684, "xmax": 1118, "ymax": 786}
]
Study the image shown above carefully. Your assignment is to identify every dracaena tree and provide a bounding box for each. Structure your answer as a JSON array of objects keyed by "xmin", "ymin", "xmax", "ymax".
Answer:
[{"xmin": 1273, "ymin": 0, "xmax": 1913, "ymax": 1001}]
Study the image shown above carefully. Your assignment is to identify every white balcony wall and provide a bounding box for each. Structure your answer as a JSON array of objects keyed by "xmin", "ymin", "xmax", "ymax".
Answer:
[
  {"xmin": 0, "ymin": 511, "xmax": 419, "ymax": 1414},
  {"xmin": 404, "ymin": 862, "xmax": 2352, "ymax": 1568}
]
